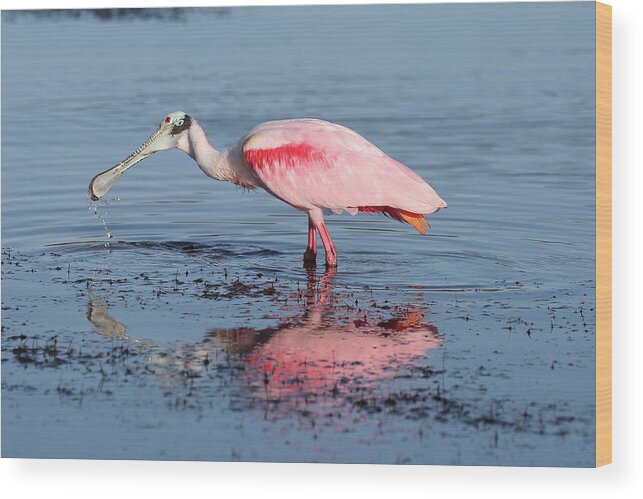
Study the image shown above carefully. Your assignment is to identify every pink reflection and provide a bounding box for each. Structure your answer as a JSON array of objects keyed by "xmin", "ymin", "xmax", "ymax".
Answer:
[
  {"xmin": 209, "ymin": 268, "xmax": 442, "ymax": 399},
  {"xmin": 87, "ymin": 268, "xmax": 442, "ymax": 401}
]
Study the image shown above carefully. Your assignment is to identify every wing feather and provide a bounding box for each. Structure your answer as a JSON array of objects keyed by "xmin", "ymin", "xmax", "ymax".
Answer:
[{"xmin": 241, "ymin": 119, "xmax": 447, "ymax": 215}]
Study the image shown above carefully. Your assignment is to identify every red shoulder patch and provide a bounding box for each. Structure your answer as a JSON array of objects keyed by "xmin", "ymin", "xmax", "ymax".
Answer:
[{"xmin": 244, "ymin": 143, "xmax": 325, "ymax": 172}]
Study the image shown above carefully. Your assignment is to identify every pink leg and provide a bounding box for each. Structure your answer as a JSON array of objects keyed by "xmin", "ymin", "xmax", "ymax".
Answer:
[
  {"xmin": 303, "ymin": 215, "xmax": 317, "ymax": 265},
  {"xmin": 318, "ymin": 222, "xmax": 338, "ymax": 267}
]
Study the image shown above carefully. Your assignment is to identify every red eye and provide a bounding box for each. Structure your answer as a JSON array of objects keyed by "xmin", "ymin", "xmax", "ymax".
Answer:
[{"xmin": 165, "ymin": 116, "xmax": 171, "ymax": 123}]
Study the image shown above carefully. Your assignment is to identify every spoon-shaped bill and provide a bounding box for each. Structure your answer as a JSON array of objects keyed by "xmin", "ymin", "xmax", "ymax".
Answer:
[
  {"xmin": 88, "ymin": 127, "xmax": 162, "ymax": 201},
  {"xmin": 88, "ymin": 153, "xmax": 147, "ymax": 201}
]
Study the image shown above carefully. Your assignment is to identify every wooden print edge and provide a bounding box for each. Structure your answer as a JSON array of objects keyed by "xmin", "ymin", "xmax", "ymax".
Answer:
[{"xmin": 595, "ymin": 1, "xmax": 612, "ymax": 468}]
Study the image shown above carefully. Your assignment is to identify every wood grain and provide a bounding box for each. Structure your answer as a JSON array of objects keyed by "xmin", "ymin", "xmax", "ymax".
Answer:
[{"xmin": 595, "ymin": 1, "xmax": 612, "ymax": 468}]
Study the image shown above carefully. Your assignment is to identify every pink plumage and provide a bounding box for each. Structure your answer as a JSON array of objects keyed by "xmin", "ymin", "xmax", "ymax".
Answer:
[
  {"xmin": 89, "ymin": 113, "xmax": 447, "ymax": 267},
  {"xmin": 241, "ymin": 119, "xmax": 446, "ymax": 215},
  {"xmin": 238, "ymin": 119, "xmax": 447, "ymax": 266}
]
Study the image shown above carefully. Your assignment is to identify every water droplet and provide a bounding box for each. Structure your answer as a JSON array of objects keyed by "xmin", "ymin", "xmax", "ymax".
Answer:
[{"xmin": 88, "ymin": 197, "xmax": 119, "ymax": 247}]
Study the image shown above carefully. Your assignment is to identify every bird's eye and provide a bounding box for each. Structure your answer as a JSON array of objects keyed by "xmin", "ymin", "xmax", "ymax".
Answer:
[
  {"xmin": 165, "ymin": 116, "xmax": 172, "ymax": 124},
  {"xmin": 176, "ymin": 119, "xmax": 184, "ymax": 127}
]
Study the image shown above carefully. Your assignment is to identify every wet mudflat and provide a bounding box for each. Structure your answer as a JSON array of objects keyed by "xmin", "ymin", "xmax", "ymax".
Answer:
[
  {"xmin": 2, "ymin": 242, "xmax": 594, "ymax": 465},
  {"xmin": 2, "ymin": 4, "xmax": 596, "ymax": 465}
]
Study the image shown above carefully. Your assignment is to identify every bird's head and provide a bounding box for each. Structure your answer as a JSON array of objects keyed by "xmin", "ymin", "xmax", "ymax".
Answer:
[{"xmin": 89, "ymin": 111, "xmax": 192, "ymax": 200}]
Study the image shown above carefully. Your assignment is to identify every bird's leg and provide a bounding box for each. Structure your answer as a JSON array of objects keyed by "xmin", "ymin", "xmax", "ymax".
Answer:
[
  {"xmin": 318, "ymin": 222, "xmax": 338, "ymax": 268},
  {"xmin": 308, "ymin": 208, "xmax": 337, "ymax": 267},
  {"xmin": 303, "ymin": 215, "xmax": 317, "ymax": 266}
]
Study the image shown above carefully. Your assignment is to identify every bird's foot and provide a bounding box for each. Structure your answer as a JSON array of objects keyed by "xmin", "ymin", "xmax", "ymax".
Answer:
[
  {"xmin": 324, "ymin": 256, "xmax": 338, "ymax": 268},
  {"xmin": 303, "ymin": 249, "xmax": 317, "ymax": 267}
]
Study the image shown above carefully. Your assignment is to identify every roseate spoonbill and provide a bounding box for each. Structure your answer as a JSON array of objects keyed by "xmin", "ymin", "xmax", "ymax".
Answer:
[{"xmin": 89, "ymin": 112, "xmax": 447, "ymax": 267}]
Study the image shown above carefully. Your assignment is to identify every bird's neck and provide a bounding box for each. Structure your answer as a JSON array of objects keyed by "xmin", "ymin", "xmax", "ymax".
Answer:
[{"xmin": 177, "ymin": 119, "xmax": 234, "ymax": 182}]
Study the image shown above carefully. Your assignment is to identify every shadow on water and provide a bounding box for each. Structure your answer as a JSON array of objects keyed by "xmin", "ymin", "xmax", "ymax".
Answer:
[
  {"xmin": 86, "ymin": 266, "xmax": 442, "ymax": 412},
  {"xmin": 2, "ymin": 8, "xmax": 230, "ymax": 23}
]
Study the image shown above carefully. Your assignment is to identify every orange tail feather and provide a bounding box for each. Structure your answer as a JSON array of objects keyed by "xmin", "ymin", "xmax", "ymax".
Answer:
[
  {"xmin": 398, "ymin": 211, "xmax": 429, "ymax": 235},
  {"xmin": 358, "ymin": 206, "xmax": 430, "ymax": 235}
]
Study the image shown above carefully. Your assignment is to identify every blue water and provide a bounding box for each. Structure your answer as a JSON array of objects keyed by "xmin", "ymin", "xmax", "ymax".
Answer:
[{"xmin": 2, "ymin": 3, "xmax": 596, "ymax": 466}]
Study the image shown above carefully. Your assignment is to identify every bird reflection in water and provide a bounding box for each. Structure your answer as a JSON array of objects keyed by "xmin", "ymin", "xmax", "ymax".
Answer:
[
  {"xmin": 86, "ymin": 298, "xmax": 127, "ymax": 339},
  {"xmin": 86, "ymin": 267, "xmax": 442, "ymax": 405}
]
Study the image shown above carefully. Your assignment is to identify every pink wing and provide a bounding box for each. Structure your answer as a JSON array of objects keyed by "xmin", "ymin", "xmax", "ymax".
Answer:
[{"xmin": 241, "ymin": 119, "xmax": 447, "ymax": 217}]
